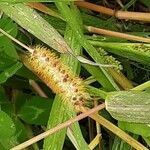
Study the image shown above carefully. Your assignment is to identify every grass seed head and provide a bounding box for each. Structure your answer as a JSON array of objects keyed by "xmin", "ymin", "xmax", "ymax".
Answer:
[{"xmin": 20, "ymin": 45, "xmax": 91, "ymax": 110}]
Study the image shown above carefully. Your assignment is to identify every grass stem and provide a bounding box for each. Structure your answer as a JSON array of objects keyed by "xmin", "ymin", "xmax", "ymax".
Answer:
[
  {"xmin": 86, "ymin": 26, "xmax": 150, "ymax": 43},
  {"xmin": 75, "ymin": 1, "xmax": 150, "ymax": 22}
]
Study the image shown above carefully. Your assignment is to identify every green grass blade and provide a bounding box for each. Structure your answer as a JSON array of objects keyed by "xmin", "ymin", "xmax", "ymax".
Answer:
[
  {"xmin": 89, "ymin": 41, "xmax": 150, "ymax": 65},
  {"xmin": 43, "ymin": 26, "xmax": 90, "ymax": 150},
  {"xmin": 83, "ymin": 64, "xmax": 115, "ymax": 91},
  {"xmin": 143, "ymin": 137, "xmax": 150, "ymax": 147},
  {"xmin": 0, "ymin": 61, "xmax": 22, "ymax": 84},
  {"xmin": 0, "ymin": 3, "xmax": 71, "ymax": 54},
  {"xmin": 106, "ymin": 91, "xmax": 150, "ymax": 123},
  {"xmin": 119, "ymin": 121, "xmax": 150, "ymax": 137},
  {"xmin": 86, "ymin": 85, "xmax": 107, "ymax": 99},
  {"xmin": 55, "ymin": 2, "xmax": 120, "ymax": 91},
  {"xmin": 43, "ymin": 95, "xmax": 69, "ymax": 150}
]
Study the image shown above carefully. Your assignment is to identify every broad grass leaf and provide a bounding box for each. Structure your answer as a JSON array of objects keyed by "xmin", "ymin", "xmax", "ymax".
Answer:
[
  {"xmin": 13, "ymin": 119, "xmax": 27, "ymax": 143},
  {"xmin": 0, "ymin": 37, "xmax": 18, "ymax": 59},
  {"xmin": 119, "ymin": 121, "xmax": 150, "ymax": 137},
  {"xmin": 0, "ymin": 51, "xmax": 17, "ymax": 70},
  {"xmin": 18, "ymin": 96, "xmax": 53, "ymax": 125},
  {"xmin": 0, "ymin": 15, "xmax": 18, "ymax": 59},
  {"xmin": 0, "ymin": 111, "xmax": 16, "ymax": 138},
  {"xmin": 0, "ymin": 61, "xmax": 22, "ymax": 84},
  {"xmin": 0, "ymin": 15, "xmax": 17, "ymax": 37}
]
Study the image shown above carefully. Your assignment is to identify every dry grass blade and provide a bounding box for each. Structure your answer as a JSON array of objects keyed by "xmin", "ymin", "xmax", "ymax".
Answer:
[
  {"xmin": 88, "ymin": 134, "xmax": 101, "ymax": 150},
  {"xmin": 10, "ymin": 104, "xmax": 105, "ymax": 150},
  {"xmin": 87, "ymin": 112, "xmax": 148, "ymax": 150}
]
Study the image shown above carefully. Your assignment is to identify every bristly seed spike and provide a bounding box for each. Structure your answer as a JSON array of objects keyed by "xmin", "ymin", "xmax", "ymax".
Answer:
[{"xmin": 20, "ymin": 46, "xmax": 91, "ymax": 110}]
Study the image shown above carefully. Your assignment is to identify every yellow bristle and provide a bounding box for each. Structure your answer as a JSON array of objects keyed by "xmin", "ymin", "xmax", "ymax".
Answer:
[{"xmin": 20, "ymin": 46, "xmax": 90, "ymax": 108}]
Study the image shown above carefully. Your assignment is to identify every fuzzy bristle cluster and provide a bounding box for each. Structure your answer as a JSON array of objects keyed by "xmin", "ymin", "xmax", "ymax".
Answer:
[{"xmin": 20, "ymin": 46, "xmax": 90, "ymax": 108}]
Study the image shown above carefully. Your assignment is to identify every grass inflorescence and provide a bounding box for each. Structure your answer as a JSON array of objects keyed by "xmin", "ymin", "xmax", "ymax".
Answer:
[{"xmin": 20, "ymin": 46, "xmax": 91, "ymax": 109}]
